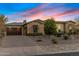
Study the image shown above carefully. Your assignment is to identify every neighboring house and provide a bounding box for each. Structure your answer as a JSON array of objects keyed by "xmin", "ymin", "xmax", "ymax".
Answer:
[{"xmin": 5, "ymin": 19, "xmax": 76, "ymax": 35}]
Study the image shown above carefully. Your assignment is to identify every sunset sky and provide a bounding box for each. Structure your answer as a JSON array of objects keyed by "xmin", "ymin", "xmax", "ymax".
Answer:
[{"xmin": 0, "ymin": 3, "xmax": 79, "ymax": 22}]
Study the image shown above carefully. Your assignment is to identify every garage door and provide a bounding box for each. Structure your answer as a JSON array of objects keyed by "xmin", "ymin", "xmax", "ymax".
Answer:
[{"xmin": 7, "ymin": 28, "xmax": 22, "ymax": 35}]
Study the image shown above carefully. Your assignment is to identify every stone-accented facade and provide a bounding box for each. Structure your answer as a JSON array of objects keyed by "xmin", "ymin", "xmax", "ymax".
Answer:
[{"xmin": 5, "ymin": 19, "xmax": 76, "ymax": 35}]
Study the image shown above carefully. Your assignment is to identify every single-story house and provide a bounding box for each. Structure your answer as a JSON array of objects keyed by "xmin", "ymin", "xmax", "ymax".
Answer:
[{"xmin": 5, "ymin": 19, "xmax": 76, "ymax": 35}]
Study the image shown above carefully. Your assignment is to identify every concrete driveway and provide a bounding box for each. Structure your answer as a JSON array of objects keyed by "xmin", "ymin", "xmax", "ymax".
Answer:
[{"xmin": 1, "ymin": 36, "xmax": 52, "ymax": 47}]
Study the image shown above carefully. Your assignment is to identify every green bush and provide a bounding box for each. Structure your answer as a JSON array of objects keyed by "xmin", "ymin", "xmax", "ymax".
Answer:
[
  {"xmin": 68, "ymin": 29, "xmax": 75, "ymax": 35},
  {"xmin": 36, "ymin": 40, "xmax": 42, "ymax": 42},
  {"xmin": 44, "ymin": 19, "xmax": 57, "ymax": 35},
  {"xmin": 0, "ymin": 32, "xmax": 5, "ymax": 38},
  {"xmin": 26, "ymin": 33, "xmax": 43, "ymax": 36},
  {"xmin": 51, "ymin": 39, "xmax": 58, "ymax": 44},
  {"xmin": 56, "ymin": 33, "xmax": 62, "ymax": 37},
  {"xmin": 63, "ymin": 34, "xmax": 69, "ymax": 40}
]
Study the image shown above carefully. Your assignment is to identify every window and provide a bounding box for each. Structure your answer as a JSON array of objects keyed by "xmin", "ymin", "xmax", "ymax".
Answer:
[{"xmin": 32, "ymin": 25, "xmax": 38, "ymax": 33}]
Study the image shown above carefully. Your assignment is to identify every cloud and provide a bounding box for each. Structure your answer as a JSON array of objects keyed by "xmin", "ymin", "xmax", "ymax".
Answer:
[
  {"xmin": 53, "ymin": 8, "xmax": 79, "ymax": 17},
  {"xmin": 21, "ymin": 4, "xmax": 64, "ymax": 20},
  {"xmin": 8, "ymin": 4, "xmax": 48, "ymax": 17},
  {"xmin": 7, "ymin": 3, "xmax": 66, "ymax": 22}
]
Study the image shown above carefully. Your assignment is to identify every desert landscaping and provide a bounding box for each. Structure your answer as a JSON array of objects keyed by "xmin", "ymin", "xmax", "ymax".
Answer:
[{"xmin": 0, "ymin": 35, "xmax": 78, "ymax": 55}]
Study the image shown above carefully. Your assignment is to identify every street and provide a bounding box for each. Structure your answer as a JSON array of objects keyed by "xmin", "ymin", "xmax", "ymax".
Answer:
[{"xmin": 35, "ymin": 52, "xmax": 79, "ymax": 56}]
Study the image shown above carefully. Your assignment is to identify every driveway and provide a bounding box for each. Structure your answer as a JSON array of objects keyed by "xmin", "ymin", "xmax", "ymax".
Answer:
[{"xmin": 1, "ymin": 36, "xmax": 52, "ymax": 47}]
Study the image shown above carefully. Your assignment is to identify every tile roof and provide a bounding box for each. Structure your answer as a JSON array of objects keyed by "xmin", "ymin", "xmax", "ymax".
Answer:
[
  {"xmin": 6, "ymin": 22, "xmax": 23, "ymax": 26},
  {"xmin": 5, "ymin": 19, "xmax": 76, "ymax": 26}
]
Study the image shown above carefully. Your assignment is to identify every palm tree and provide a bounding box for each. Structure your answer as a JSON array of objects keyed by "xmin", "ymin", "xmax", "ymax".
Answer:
[{"xmin": 0, "ymin": 15, "xmax": 7, "ymax": 38}]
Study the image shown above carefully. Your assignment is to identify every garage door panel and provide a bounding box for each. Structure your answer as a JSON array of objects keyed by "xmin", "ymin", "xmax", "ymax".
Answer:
[{"xmin": 7, "ymin": 28, "xmax": 22, "ymax": 35}]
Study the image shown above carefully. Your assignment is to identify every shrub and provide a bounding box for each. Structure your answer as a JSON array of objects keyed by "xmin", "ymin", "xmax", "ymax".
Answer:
[
  {"xmin": 63, "ymin": 34, "xmax": 69, "ymax": 40},
  {"xmin": 26, "ymin": 33, "xmax": 43, "ymax": 36},
  {"xmin": 56, "ymin": 33, "xmax": 62, "ymax": 37},
  {"xmin": 51, "ymin": 39, "xmax": 58, "ymax": 44},
  {"xmin": 0, "ymin": 35, "xmax": 2, "ymax": 38},
  {"xmin": 0, "ymin": 32, "xmax": 5, "ymax": 38},
  {"xmin": 56, "ymin": 32, "xmax": 64, "ymax": 37},
  {"xmin": 36, "ymin": 40, "xmax": 42, "ymax": 42}
]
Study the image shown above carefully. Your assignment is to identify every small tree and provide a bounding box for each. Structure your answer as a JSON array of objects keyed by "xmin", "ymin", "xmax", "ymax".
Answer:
[
  {"xmin": 44, "ymin": 18, "xmax": 57, "ymax": 36},
  {"xmin": 57, "ymin": 29, "xmax": 62, "ymax": 37},
  {"xmin": 0, "ymin": 15, "xmax": 7, "ymax": 38},
  {"xmin": 68, "ymin": 29, "xmax": 73, "ymax": 35}
]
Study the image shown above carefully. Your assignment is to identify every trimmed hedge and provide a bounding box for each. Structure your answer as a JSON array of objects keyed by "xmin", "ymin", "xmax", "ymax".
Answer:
[
  {"xmin": 36, "ymin": 40, "xmax": 42, "ymax": 42},
  {"xmin": 63, "ymin": 34, "xmax": 69, "ymax": 40},
  {"xmin": 26, "ymin": 33, "xmax": 43, "ymax": 36},
  {"xmin": 51, "ymin": 39, "xmax": 58, "ymax": 44}
]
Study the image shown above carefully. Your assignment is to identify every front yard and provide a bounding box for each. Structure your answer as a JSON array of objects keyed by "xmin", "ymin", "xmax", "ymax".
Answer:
[{"xmin": 0, "ymin": 35, "xmax": 79, "ymax": 55}]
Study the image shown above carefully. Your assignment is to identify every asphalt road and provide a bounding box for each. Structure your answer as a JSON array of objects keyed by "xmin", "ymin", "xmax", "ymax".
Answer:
[{"xmin": 34, "ymin": 52, "xmax": 79, "ymax": 56}]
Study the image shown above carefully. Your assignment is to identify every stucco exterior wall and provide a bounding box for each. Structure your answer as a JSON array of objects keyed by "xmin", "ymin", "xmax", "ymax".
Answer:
[
  {"xmin": 27, "ymin": 22, "xmax": 44, "ymax": 34},
  {"xmin": 56, "ymin": 23, "xmax": 64, "ymax": 32},
  {"xmin": 26, "ymin": 21, "xmax": 75, "ymax": 34},
  {"xmin": 6, "ymin": 20, "xmax": 76, "ymax": 35},
  {"xmin": 65, "ymin": 22, "xmax": 75, "ymax": 33}
]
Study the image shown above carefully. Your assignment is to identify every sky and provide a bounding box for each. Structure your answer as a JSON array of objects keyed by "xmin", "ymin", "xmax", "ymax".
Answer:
[{"xmin": 0, "ymin": 3, "xmax": 79, "ymax": 22}]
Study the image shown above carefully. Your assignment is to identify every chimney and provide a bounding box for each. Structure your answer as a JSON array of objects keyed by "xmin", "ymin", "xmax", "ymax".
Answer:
[{"xmin": 23, "ymin": 20, "xmax": 26, "ymax": 24}]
